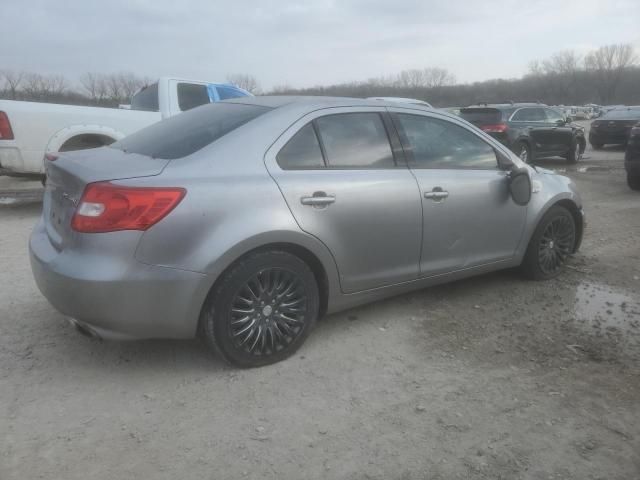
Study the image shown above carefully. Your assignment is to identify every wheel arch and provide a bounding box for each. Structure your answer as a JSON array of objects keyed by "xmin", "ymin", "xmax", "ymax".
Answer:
[
  {"xmin": 46, "ymin": 124, "xmax": 125, "ymax": 154},
  {"xmin": 194, "ymin": 237, "xmax": 337, "ymax": 336}
]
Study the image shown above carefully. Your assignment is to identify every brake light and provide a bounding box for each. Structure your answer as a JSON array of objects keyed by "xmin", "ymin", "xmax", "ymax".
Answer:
[
  {"xmin": 481, "ymin": 123, "xmax": 508, "ymax": 133},
  {"xmin": 71, "ymin": 182, "xmax": 186, "ymax": 233},
  {"xmin": 0, "ymin": 111, "xmax": 14, "ymax": 140}
]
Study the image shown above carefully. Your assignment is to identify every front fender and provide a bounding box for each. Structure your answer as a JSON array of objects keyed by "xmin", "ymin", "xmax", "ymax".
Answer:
[{"xmin": 516, "ymin": 172, "xmax": 583, "ymax": 262}]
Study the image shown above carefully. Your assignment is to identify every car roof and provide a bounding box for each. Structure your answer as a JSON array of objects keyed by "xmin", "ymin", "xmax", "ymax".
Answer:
[
  {"xmin": 223, "ymin": 95, "xmax": 437, "ymax": 111},
  {"xmin": 463, "ymin": 103, "xmax": 547, "ymax": 110}
]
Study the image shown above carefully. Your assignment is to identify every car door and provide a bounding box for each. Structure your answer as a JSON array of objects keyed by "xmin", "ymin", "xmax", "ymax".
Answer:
[
  {"xmin": 511, "ymin": 107, "xmax": 554, "ymax": 156},
  {"xmin": 265, "ymin": 108, "xmax": 423, "ymax": 293},
  {"xmin": 543, "ymin": 107, "xmax": 574, "ymax": 154},
  {"xmin": 390, "ymin": 110, "xmax": 527, "ymax": 277}
]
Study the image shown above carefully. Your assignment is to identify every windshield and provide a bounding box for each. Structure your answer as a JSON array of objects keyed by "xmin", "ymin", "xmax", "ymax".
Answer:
[{"xmin": 111, "ymin": 102, "xmax": 271, "ymax": 159}]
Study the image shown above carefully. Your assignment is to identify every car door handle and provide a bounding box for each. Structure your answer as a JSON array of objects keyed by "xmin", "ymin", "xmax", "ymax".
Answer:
[
  {"xmin": 424, "ymin": 190, "xmax": 449, "ymax": 200},
  {"xmin": 301, "ymin": 193, "xmax": 336, "ymax": 206}
]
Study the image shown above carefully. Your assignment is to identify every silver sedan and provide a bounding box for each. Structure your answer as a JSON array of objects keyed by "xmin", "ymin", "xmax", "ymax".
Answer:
[{"xmin": 30, "ymin": 97, "xmax": 584, "ymax": 367}]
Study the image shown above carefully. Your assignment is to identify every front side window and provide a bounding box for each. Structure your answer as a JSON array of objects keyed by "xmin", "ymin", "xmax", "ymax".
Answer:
[
  {"xmin": 177, "ymin": 83, "xmax": 210, "ymax": 111},
  {"xmin": 396, "ymin": 114, "xmax": 498, "ymax": 169},
  {"xmin": 217, "ymin": 86, "xmax": 250, "ymax": 100},
  {"xmin": 512, "ymin": 107, "xmax": 547, "ymax": 122},
  {"xmin": 314, "ymin": 113, "xmax": 395, "ymax": 168},
  {"xmin": 277, "ymin": 123, "xmax": 325, "ymax": 169},
  {"xmin": 545, "ymin": 108, "xmax": 565, "ymax": 123}
]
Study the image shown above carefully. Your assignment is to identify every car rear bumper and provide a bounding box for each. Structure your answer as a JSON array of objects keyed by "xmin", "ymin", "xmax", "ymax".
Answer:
[
  {"xmin": 589, "ymin": 131, "xmax": 629, "ymax": 145},
  {"xmin": 29, "ymin": 219, "xmax": 211, "ymax": 340}
]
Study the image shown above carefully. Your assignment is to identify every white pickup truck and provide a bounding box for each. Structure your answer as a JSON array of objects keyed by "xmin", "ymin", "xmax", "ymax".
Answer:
[{"xmin": 0, "ymin": 77, "xmax": 251, "ymax": 175}]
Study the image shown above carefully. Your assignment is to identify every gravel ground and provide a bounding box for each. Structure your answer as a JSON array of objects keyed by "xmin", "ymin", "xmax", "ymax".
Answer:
[{"xmin": 1, "ymin": 122, "xmax": 639, "ymax": 479}]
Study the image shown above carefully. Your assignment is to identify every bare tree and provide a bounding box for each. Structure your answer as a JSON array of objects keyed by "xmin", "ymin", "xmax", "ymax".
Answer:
[
  {"xmin": 395, "ymin": 68, "xmax": 455, "ymax": 89},
  {"xmin": 226, "ymin": 73, "xmax": 260, "ymax": 93},
  {"xmin": 1, "ymin": 70, "xmax": 25, "ymax": 99},
  {"xmin": 585, "ymin": 43, "xmax": 638, "ymax": 103},
  {"xmin": 80, "ymin": 72, "xmax": 103, "ymax": 103}
]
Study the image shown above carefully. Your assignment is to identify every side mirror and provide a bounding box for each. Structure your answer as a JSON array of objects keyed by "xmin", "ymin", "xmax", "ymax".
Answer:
[
  {"xmin": 508, "ymin": 167, "xmax": 532, "ymax": 206},
  {"xmin": 555, "ymin": 119, "xmax": 566, "ymax": 126},
  {"xmin": 565, "ymin": 116, "xmax": 572, "ymax": 123}
]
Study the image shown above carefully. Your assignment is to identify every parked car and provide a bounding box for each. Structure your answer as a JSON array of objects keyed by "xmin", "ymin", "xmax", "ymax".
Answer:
[
  {"xmin": 0, "ymin": 77, "xmax": 252, "ymax": 175},
  {"xmin": 589, "ymin": 107, "xmax": 640, "ymax": 149},
  {"xmin": 367, "ymin": 97, "xmax": 433, "ymax": 107},
  {"xmin": 625, "ymin": 122, "xmax": 640, "ymax": 190},
  {"xmin": 30, "ymin": 97, "xmax": 584, "ymax": 367},
  {"xmin": 459, "ymin": 103, "xmax": 586, "ymax": 164}
]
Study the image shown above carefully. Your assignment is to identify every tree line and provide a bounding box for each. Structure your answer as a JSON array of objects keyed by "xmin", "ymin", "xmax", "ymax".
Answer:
[{"xmin": 1, "ymin": 43, "xmax": 637, "ymax": 108}]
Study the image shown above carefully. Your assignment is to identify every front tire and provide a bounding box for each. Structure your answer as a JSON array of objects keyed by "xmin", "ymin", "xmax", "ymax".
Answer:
[
  {"xmin": 566, "ymin": 138, "xmax": 581, "ymax": 164},
  {"xmin": 628, "ymin": 173, "xmax": 640, "ymax": 191},
  {"xmin": 516, "ymin": 141, "xmax": 531, "ymax": 163},
  {"xmin": 201, "ymin": 251, "xmax": 319, "ymax": 368},
  {"xmin": 521, "ymin": 206, "xmax": 576, "ymax": 280}
]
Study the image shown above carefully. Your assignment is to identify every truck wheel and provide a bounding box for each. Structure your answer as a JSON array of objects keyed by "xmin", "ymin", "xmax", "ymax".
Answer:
[
  {"xmin": 201, "ymin": 251, "xmax": 319, "ymax": 368},
  {"xmin": 628, "ymin": 174, "xmax": 640, "ymax": 191}
]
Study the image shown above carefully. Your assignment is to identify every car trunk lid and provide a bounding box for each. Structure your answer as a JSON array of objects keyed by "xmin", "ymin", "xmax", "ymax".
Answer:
[{"xmin": 44, "ymin": 147, "xmax": 169, "ymax": 250}]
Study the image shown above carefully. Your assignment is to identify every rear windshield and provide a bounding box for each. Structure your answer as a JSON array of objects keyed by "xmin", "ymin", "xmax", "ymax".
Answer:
[
  {"xmin": 459, "ymin": 108, "xmax": 504, "ymax": 125},
  {"xmin": 601, "ymin": 108, "xmax": 640, "ymax": 120},
  {"xmin": 131, "ymin": 83, "xmax": 159, "ymax": 112},
  {"xmin": 111, "ymin": 102, "xmax": 271, "ymax": 159}
]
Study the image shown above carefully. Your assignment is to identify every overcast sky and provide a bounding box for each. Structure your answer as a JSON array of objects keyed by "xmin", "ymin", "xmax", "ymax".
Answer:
[{"xmin": 2, "ymin": 0, "xmax": 639, "ymax": 90}]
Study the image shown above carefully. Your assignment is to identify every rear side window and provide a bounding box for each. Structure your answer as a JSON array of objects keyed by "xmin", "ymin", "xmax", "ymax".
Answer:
[
  {"xmin": 315, "ymin": 113, "xmax": 394, "ymax": 168},
  {"xmin": 459, "ymin": 108, "xmax": 503, "ymax": 126},
  {"xmin": 512, "ymin": 108, "xmax": 547, "ymax": 122},
  {"xmin": 177, "ymin": 83, "xmax": 210, "ymax": 111},
  {"xmin": 130, "ymin": 83, "xmax": 159, "ymax": 112},
  {"xmin": 111, "ymin": 103, "xmax": 271, "ymax": 160},
  {"xmin": 395, "ymin": 114, "xmax": 497, "ymax": 169},
  {"xmin": 217, "ymin": 86, "xmax": 250, "ymax": 100},
  {"xmin": 277, "ymin": 123, "xmax": 325, "ymax": 169}
]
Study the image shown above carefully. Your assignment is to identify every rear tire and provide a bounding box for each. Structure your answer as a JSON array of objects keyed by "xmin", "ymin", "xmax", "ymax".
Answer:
[
  {"xmin": 628, "ymin": 174, "xmax": 640, "ymax": 191},
  {"xmin": 201, "ymin": 251, "xmax": 319, "ymax": 368},
  {"xmin": 521, "ymin": 206, "xmax": 576, "ymax": 280}
]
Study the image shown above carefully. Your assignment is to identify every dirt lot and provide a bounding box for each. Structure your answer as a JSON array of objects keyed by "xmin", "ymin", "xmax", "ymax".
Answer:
[{"xmin": 1, "ymin": 123, "xmax": 639, "ymax": 479}]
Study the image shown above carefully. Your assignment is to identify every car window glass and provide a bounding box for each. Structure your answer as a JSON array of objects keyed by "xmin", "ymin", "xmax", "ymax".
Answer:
[
  {"xmin": 396, "ymin": 114, "xmax": 498, "ymax": 169},
  {"xmin": 545, "ymin": 108, "xmax": 565, "ymax": 122},
  {"xmin": 314, "ymin": 113, "xmax": 394, "ymax": 168},
  {"xmin": 111, "ymin": 103, "xmax": 271, "ymax": 160},
  {"xmin": 277, "ymin": 123, "xmax": 325, "ymax": 169},
  {"xmin": 130, "ymin": 82, "xmax": 159, "ymax": 112},
  {"xmin": 177, "ymin": 83, "xmax": 211, "ymax": 111},
  {"xmin": 217, "ymin": 86, "xmax": 250, "ymax": 100},
  {"xmin": 512, "ymin": 107, "xmax": 547, "ymax": 122}
]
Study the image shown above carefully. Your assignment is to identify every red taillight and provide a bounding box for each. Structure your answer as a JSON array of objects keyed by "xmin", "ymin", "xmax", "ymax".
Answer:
[
  {"xmin": 0, "ymin": 111, "xmax": 14, "ymax": 140},
  {"xmin": 71, "ymin": 182, "xmax": 186, "ymax": 233},
  {"xmin": 481, "ymin": 123, "xmax": 508, "ymax": 133}
]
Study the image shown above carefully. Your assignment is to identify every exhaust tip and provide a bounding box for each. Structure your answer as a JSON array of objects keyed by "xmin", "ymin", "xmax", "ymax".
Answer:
[{"xmin": 67, "ymin": 318, "xmax": 100, "ymax": 339}]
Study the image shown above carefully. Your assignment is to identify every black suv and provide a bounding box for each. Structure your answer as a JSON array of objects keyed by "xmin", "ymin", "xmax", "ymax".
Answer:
[{"xmin": 459, "ymin": 103, "xmax": 586, "ymax": 164}]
